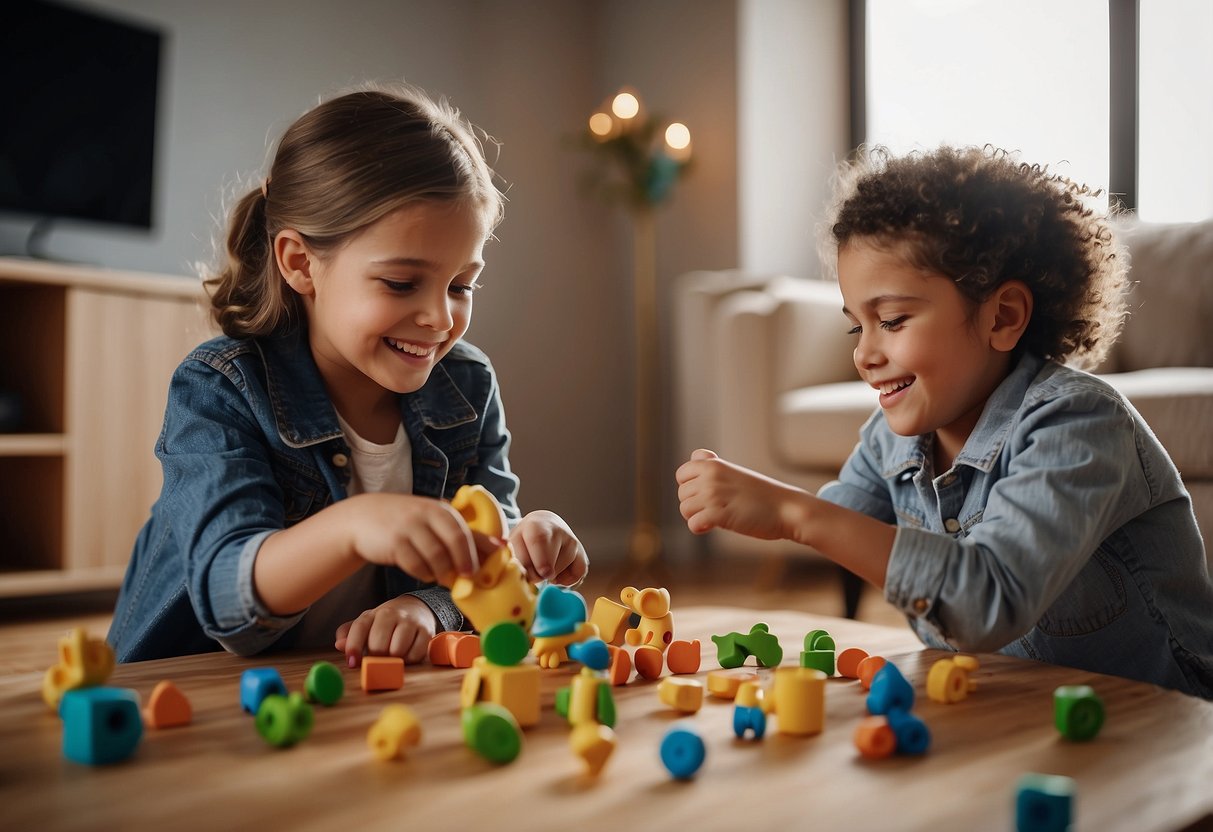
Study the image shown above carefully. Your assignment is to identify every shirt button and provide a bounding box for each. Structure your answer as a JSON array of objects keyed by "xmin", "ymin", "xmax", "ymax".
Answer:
[
  {"xmin": 944, "ymin": 518, "xmax": 961, "ymax": 533},
  {"xmin": 913, "ymin": 598, "xmax": 929, "ymax": 614},
  {"xmin": 332, "ymin": 453, "xmax": 350, "ymax": 468}
]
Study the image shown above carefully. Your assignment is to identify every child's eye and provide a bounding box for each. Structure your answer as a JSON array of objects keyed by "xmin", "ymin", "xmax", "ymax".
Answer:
[
  {"xmin": 879, "ymin": 316, "xmax": 908, "ymax": 331},
  {"xmin": 449, "ymin": 282, "xmax": 480, "ymax": 297},
  {"xmin": 846, "ymin": 324, "xmax": 862, "ymax": 336},
  {"xmin": 381, "ymin": 279, "xmax": 415, "ymax": 293}
]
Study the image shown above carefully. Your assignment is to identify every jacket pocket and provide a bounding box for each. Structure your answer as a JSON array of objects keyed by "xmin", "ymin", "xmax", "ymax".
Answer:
[{"xmin": 1036, "ymin": 547, "xmax": 1128, "ymax": 637}]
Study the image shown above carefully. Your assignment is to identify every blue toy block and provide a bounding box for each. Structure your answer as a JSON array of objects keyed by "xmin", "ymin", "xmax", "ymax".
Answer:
[
  {"xmin": 60, "ymin": 687, "xmax": 143, "ymax": 765},
  {"xmin": 531, "ymin": 584, "xmax": 587, "ymax": 638},
  {"xmin": 241, "ymin": 667, "xmax": 287, "ymax": 715},
  {"xmin": 567, "ymin": 637, "xmax": 611, "ymax": 671},
  {"xmin": 867, "ymin": 662, "xmax": 914, "ymax": 715},
  {"xmin": 733, "ymin": 705, "xmax": 767, "ymax": 740},
  {"xmin": 1015, "ymin": 773, "xmax": 1075, "ymax": 832},
  {"xmin": 660, "ymin": 724, "xmax": 706, "ymax": 779},
  {"xmin": 887, "ymin": 708, "xmax": 931, "ymax": 755}
]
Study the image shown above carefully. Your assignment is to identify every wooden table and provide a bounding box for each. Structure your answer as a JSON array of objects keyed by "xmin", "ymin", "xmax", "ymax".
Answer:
[{"xmin": 1, "ymin": 607, "xmax": 1211, "ymax": 831}]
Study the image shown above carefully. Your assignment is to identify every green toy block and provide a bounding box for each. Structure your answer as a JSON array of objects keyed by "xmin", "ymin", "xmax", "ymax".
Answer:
[
  {"xmin": 305, "ymin": 661, "xmax": 344, "ymax": 706},
  {"xmin": 554, "ymin": 685, "xmax": 571, "ymax": 719},
  {"xmin": 711, "ymin": 632, "xmax": 747, "ymax": 669},
  {"xmin": 800, "ymin": 629, "xmax": 835, "ymax": 674},
  {"xmin": 256, "ymin": 692, "xmax": 314, "ymax": 748},
  {"xmin": 1054, "ymin": 685, "xmax": 1104, "ymax": 741},
  {"xmin": 803, "ymin": 629, "xmax": 835, "ymax": 652},
  {"xmin": 597, "ymin": 682, "xmax": 617, "ymax": 729},
  {"xmin": 462, "ymin": 702, "xmax": 522, "ymax": 764},
  {"xmin": 736, "ymin": 623, "xmax": 783, "ymax": 667}
]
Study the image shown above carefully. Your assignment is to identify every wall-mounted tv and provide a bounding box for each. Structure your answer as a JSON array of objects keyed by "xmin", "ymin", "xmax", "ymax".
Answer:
[{"xmin": 0, "ymin": 1, "xmax": 163, "ymax": 231}]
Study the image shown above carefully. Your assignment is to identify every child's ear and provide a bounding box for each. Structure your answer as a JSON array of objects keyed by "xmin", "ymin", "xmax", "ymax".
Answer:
[
  {"xmin": 274, "ymin": 229, "xmax": 316, "ymax": 297},
  {"xmin": 988, "ymin": 280, "xmax": 1033, "ymax": 352}
]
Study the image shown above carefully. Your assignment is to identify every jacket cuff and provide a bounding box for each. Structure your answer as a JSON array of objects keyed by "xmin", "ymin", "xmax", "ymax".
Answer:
[
  {"xmin": 208, "ymin": 529, "xmax": 305, "ymax": 656},
  {"xmin": 410, "ymin": 585, "xmax": 467, "ymax": 633},
  {"xmin": 883, "ymin": 526, "xmax": 952, "ymax": 642}
]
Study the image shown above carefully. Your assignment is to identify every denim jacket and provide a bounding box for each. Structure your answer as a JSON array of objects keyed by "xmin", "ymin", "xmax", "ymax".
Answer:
[
  {"xmin": 819, "ymin": 353, "xmax": 1213, "ymax": 698},
  {"xmin": 108, "ymin": 329, "xmax": 520, "ymax": 662}
]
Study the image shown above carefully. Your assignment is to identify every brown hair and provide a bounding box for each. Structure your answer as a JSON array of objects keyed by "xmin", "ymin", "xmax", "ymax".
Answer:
[
  {"xmin": 821, "ymin": 145, "xmax": 1128, "ymax": 370},
  {"xmin": 205, "ymin": 81, "xmax": 504, "ymax": 338}
]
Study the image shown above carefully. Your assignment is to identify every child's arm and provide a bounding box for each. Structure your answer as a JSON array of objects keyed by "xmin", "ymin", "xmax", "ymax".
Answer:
[{"xmin": 676, "ymin": 449, "xmax": 895, "ymax": 588}]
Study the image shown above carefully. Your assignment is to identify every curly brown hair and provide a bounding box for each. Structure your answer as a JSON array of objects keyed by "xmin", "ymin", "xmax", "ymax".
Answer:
[{"xmin": 821, "ymin": 145, "xmax": 1128, "ymax": 370}]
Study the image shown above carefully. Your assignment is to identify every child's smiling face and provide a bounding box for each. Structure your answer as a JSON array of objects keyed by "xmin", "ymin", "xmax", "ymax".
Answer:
[
  {"xmin": 838, "ymin": 238, "xmax": 1016, "ymax": 468},
  {"xmin": 298, "ymin": 200, "xmax": 489, "ymax": 412}
]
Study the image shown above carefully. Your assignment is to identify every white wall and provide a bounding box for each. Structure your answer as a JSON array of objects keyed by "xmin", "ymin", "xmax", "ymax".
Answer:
[{"xmin": 1, "ymin": 0, "xmax": 751, "ymax": 566}]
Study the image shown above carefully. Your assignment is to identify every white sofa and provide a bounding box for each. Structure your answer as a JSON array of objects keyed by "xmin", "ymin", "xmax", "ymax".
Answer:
[{"xmin": 674, "ymin": 218, "xmax": 1213, "ymax": 575}]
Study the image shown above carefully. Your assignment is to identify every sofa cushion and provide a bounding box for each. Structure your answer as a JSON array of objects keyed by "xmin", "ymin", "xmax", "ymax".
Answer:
[
  {"xmin": 776, "ymin": 381, "xmax": 876, "ymax": 470},
  {"xmin": 1100, "ymin": 367, "xmax": 1213, "ymax": 478}
]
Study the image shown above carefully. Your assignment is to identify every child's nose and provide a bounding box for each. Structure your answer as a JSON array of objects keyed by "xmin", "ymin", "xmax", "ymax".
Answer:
[
  {"xmin": 853, "ymin": 334, "xmax": 884, "ymax": 369},
  {"xmin": 417, "ymin": 290, "xmax": 454, "ymax": 330}
]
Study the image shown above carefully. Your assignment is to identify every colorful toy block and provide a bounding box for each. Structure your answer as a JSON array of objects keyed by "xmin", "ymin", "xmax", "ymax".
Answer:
[
  {"xmin": 658, "ymin": 677, "xmax": 704, "ymax": 714},
  {"xmin": 886, "ymin": 708, "xmax": 931, "ymax": 755},
  {"xmin": 368, "ymin": 704, "xmax": 421, "ymax": 760},
  {"xmin": 532, "ymin": 584, "xmax": 589, "ymax": 638},
  {"xmin": 305, "ymin": 661, "xmax": 344, "ymax": 706},
  {"xmin": 711, "ymin": 623, "xmax": 783, "ymax": 669},
  {"xmin": 867, "ymin": 662, "xmax": 914, "ymax": 715},
  {"xmin": 660, "ymin": 724, "xmax": 706, "ymax": 780},
  {"xmin": 857, "ymin": 655, "xmax": 887, "ymax": 690},
  {"xmin": 448, "ymin": 486, "xmax": 537, "ymax": 632},
  {"xmin": 60, "ymin": 687, "xmax": 143, "ymax": 765},
  {"xmin": 427, "ymin": 631, "xmax": 481, "ymax": 668},
  {"xmin": 837, "ymin": 647, "xmax": 869, "ymax": 679},
  {"xmin": 1054, "ymin": 685, "xmax": 1104, "ymax": 741},
  {"xmin": 481, "ymin": 621, "xmax": 531, "ymax": 667},
  {"xmin": 1015, "ymin": 773, "xmax": 1075, "ymax": 832},
  {"xmin": 532, "ymin": 621, "xmax": 598, "ymax": 669},
  {"xmin": 799, "ymin": 628, "xmax": 836, "ymax": 675},
  {"xmin": 361, "ymin": 656, "xmax": 405, "ymax": 692},
  {"xmin": 927, "ymin": 655, "xmax": 980, "ymax": 704},
  {"xmin": 555, "ymin": 667, "xmax": 617, "ymax": 729},
  {"xmin": 771, "ymin": 666, "xmax": 826, "ymax": 736},
  {"xmin": 255, "ymin": 692, "xmax": 314, "ymax": 748},
  {"xmin": 666, "ymin": 639, "xmax": 702, "ymax": 675},
  {"xmin": 854, "ymin": 715, "xmax": 896, "ymax": 759},
  {"xmin": 462, "ymin": 702, "xmax": 522, "ymax": 764},
  {"xmin": 461, "ymin": 656, "xmax": 541, "ymax": 727},
  {"xmin": 621, "ymin": 586, "xmax": 674, "ymax": 651},
  {"xmin": 143, "ymin": 680, "xmax": 192, "ymax": 728},
  {"xmin": 590, "ymin": 596, "xmax": 632, "ymax": 646},
  {"xmin": 634, "ymin": 644, "xmax": 664, "ymax": 681},
  {"xmin": 707, "ymin": 668, "xmax": 760, "ymax": 700},
  {"xmin": 733, "ymin": 680, "xmax": 767, "ymax": 740},
  {"xmin": 568, "ymin": 637, "xmax": 611, "ymax": 671},
  {"xmin": 606, "ymin": 645, "xmax": 632, "ymax": 686},
  {"xmin": 42, "ymin": 626, "xmax": 115, "ymax": 710},
  {"xmin": 570, "ymin": 721, "xmax": 616, "ymax": 777},
  {"xmin": 240, "ymin": 667, "xmax": 287, "ymax": 714}
]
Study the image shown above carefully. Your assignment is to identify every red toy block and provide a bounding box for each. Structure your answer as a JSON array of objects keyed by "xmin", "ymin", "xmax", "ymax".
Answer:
[
  {"xmin": 666, "ymin": 639, "xmax": 701, "ymax": 675},
  {"xmin": 361, "ymin": 656, "xmax": 404, "ymax": 692}
]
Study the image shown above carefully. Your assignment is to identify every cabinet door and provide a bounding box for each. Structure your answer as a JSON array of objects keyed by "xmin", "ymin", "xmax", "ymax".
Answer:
[{"xmin": 64, "ymin": 287, "xmax": 211, "ymax": 574}]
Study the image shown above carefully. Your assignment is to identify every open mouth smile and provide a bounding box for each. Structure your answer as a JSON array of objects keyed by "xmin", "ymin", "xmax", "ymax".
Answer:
[{"xmin": 384, "ymin": 336, "xmax": 441, "ymax": 359}]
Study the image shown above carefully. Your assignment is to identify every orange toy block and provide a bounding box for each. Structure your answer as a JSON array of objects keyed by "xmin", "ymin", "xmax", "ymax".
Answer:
[
  {"xmin": 666, "ymin": 639, "xmax": 701, "ymax": 675},
  {"xmin": 361, "ymin": 656, "xmax": 404, "ymax": 692},
  {"xmin": 606, "ymin": 645, "xmax": 632, "ymax": 686},
  {"xmin": 854, "ymin": 715, "xmax": 896, "ymax": 759},
  {"xmin": 634, "ymin": 645, "xmax": 664, "ymax": 681},
  {"xmin": 857, "ymin": 655, "xmax": 887, "ymax": 690},
  {"xmin": 707, "ymin": 669, "xmax": 760, "ymax": 700},
  {"xmin": 590, "ymin": 596, "xmax": 632, "ymax": 646},
  {"xmin": 428, "ymin": 632, "xmax": 481, "ymax": 668},
  {"xmin": 143, "ymin": 680, "xmax": 192, "ymax": 728},
  {"xmin": 837, "ymin": 647, "xmax": 869, "ymax": 679}
]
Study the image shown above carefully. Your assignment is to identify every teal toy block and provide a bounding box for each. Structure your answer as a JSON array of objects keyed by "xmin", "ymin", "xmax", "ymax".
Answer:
[
  {"xmin": 255, "ymin": 692, "xmax": 314, "ymax": 748},
  {"xmin": 462, "ymin": 702, "xmax": 522, "ymax": 764},
  {"xmin": 867, "ymin": 662, "xmax": 914, "ymax": 715},
  {"xmin": 733, "ymin": 705, "xmax": 767, "ymax": 740},
  {"xmin": 241, "ymin": 667, "xmax": 287, "ymax": 715},
  {"xmin": 1015, "ymin": 773, "xmax": 1075, "ymax": 832},
  {"xmin": 800, "ymin": 629, "xmax": 836, "ymax": 675},
  {"xmin": 660, "ymin": 724, "xmax": 706, "ymax": 779},
  {"xmin": 887, "ymin": 708, "xmax": 931, "ymax": 755},
  {"xmin": 305, "ymin": 661, "xmax": 344, "ymax": 706},
  {"xmin": 531, "ymin": 584, "xmax": 587, "ymax": 638},
  {"xmin": 568, "ymin": 637, "xmax": 611, "ymax": 671},
  {"xmin": 711, "ymin": 623, "xmax": 783, "ymax": 669},
  {"xmin": 1054, "ymin": 685, "xmax": 1104, "ymax": 742},
  {"xmin": 60, "ymin": 687, "xmax": 143, "ymax": 765}
]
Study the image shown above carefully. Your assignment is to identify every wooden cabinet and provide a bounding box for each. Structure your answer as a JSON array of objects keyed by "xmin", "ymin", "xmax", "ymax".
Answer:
[{"xmin": 0, "ymin": 258, "xmax": 212, "ymax": 597}]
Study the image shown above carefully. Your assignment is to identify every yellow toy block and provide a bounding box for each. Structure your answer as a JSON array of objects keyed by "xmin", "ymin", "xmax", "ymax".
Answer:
[
  {"xmin": 621, "ymin": 586, "xmax": 674, "ymax": 652},
  {"xmin": 448, "ymin": 485, "xmax": 537, "ymax": 634},
  {"xmin": 735, "ymin": 679, "xmax": 766, "ymax": 710},
  {"xmin": 570, "ymin": 722, "xmax": 616, "ymax": 777},
  {"xmin": 590, "ymin": 596, "xmax": 632, "ymax": 646},
  {"xmin": 460, "ymin": 656, "xmax": 540, "ymax": 728},
  {"xmin": 658, "ymin": 677, "xmax": 704, "ymax": 714},
  {"xmin": 707, "ymin": 668, "xmax": 760, "ymax": 700},
  {"xmin": 368, "ymin": 704, "xmax": 421, "ymax": 760},
  {"xmin": 566, "ymin": 668, "xmax": 601, "ymax": 726},
  {"xmin": 532, "ymin": 621, "xmax": 598, "ymax": 670},
  {"xmin": 771, "ymin": 667, "xmax": 826, "ymax": 736},
  {"xmin": 42, "ymin": 626, "xmax": 115, "ymax": 710},
  {"xmin": 927, "ymin": 655, "xmax": 981, "ymax": 704}
]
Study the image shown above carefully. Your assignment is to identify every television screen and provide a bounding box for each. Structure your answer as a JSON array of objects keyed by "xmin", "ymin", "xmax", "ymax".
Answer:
[{"xmin": 0, "ymin": 0, "xmax": 163, "ymax": 230}]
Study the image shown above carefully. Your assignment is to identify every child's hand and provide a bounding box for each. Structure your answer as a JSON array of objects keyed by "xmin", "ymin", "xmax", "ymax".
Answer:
[
  {"xmin": 335, "ymin": 594, "xmax": 439, "ymax": 667},
  {"xmin": 346, "ymin": 493, "xmax": 478, "ymax": 585},
  {"xmin": 676, "ymin": 448, "xmax": 807, "ymax": 540},
  {"xmin": 510, "ymin": 511, "xmax": 589, "ymax": 586}
]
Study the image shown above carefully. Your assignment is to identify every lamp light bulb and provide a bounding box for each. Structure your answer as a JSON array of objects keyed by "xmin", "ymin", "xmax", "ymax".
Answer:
[
  {"xmin": 664, "ymin": 122, "xmax": 692, "ymax": 161},
  {"xmin": 588, "ymin": 112, "xmax": 613, "ymax": 138},
  {"xmin": 611, "ymin": 92, "xmax": 640, "ymax": 120}
]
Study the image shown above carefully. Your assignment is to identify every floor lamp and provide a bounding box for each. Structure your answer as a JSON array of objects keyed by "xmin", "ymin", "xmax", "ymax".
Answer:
[{"xmin": 577, "ymin": 88, "xmax": 692, "ymax": 580}]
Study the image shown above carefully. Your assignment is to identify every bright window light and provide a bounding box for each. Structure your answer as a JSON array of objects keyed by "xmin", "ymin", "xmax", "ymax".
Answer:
[
  {"xmin": 866, "ymin": 0, "xmax": 1109, "ymax": 207},
  {"xmin": 1138, "ymin": 0, "xmax": 1213, "ymax": 221}
]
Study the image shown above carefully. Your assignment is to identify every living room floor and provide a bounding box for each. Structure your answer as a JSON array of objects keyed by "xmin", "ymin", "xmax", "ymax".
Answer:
[{"xmin": 0, "ymin": 553, "xmax": 905, "ymax": 676}]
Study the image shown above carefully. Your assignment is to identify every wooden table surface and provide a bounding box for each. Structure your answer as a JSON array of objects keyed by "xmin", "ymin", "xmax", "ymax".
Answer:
[{"xmin": 1, "ymin": 606, "xmax": 1211, "ymax": 832}]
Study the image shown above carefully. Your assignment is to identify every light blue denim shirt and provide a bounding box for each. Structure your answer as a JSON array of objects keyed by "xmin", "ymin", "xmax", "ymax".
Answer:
[
  {"xmin": 108, "ymin": 328, "xmax": 520, "ymax": 662},
  {"xmin": 819, "ymin": 353, "xmax": 1213, "ymax": 698}
]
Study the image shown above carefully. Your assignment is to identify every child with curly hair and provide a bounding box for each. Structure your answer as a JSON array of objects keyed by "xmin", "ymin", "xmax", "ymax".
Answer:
[{"xmin": 677, "ymin": 145, "xmax": 1213, "ymax": 698}]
